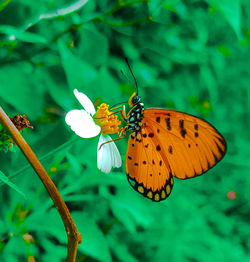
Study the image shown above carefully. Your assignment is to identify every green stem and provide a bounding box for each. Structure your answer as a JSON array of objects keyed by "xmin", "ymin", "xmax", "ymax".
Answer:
[{"xmin": 0, "ymin": 136, "xmax": 79, "ymax": 186}]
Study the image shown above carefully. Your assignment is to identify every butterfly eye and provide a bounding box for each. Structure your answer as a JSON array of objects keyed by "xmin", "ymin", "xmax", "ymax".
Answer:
[{"xmin": 132, "ymin": 95, "xmax": 141, "ymax": 105}]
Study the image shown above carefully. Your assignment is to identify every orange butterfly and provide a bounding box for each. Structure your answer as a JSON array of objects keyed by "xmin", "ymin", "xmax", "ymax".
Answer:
[{"xmin": 114, "ymin": 60, "xmax": 227, "ymax": 202}]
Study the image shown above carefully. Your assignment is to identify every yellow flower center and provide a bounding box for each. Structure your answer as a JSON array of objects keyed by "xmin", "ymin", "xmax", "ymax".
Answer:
[{"xmin": 94, "ymin": 103, "xmax": 121, "ymax": 135}]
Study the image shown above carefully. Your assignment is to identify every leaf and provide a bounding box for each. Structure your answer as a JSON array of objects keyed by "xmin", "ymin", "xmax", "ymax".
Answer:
[
  {"xmin": 110, "ymin": 201, "xmax": 136, "ymax": 233},
  {"xmin": 209, "ymin": 0, "xmax": 242, "ymax": 38},
  {"xmin": 110, "ymin": 190, "xmax": 153, "ymax": 230},
  {"xmin": 65, "ymin": 152, "xmax": 81, "ymax": 176},
  {"xmin": 61, "ymin": 172, "xmax": 125, "ymax": 196},
  {"xmin": 73, "ymin": 212, "xmax": 112, "ymax": 262},
  {"xmin": 58, "ymin": 40, "xmax": 98, "ymax": 99},
  {"xmin": 0, "ymin": 25, "xmax": 47, "ymax": 44},
  {"xmin": 90, "ymin": 66, "xmax": 123, "ymax": 103},
  {"xmin": 38, "ymin": 237, "xmax": 66, "ymax": 262},
  {"xmin": 119, "ymin": 83, "xmax": 137, "ymax": 97},
  {"xmin": 108, "ymin": 236, "xmax": 138, "ymax": 262},
  {"xmin": 0, "ymin": 171, "xmax": 26, "ymax": 199},
  {"xmin": 27, "ymin": 208, "xmax": 67, "ymax": 244},
  {"xmin": 1, "ymin": 236, "xmax": 27, "ymax": 262},
  {"xmin": 0, "ymin": 64, "xmax": 44, "ymax": 118},
  {"xmin": 148, "ymin": 0, "xmax": 186, "ymax": 24},
  {"xmin": 78, "ymin": 25, "xmax": 109, "ymax": 66},
  {"xmin": 0, "ymin": 0, "xmax": 11, "ymax": 12}
]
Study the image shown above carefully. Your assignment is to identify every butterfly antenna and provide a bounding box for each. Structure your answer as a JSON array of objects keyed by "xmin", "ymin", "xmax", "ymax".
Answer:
[
  {"xmin": 125, "ymin": 57, "xmax": 139, "ymax": 95},
  {"xmin": 120, "ymin": 70, "xmax": 134, "ymax": 87}
]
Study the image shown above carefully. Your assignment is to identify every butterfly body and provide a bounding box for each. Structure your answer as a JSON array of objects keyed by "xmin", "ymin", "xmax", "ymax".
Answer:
[
  {"xmin": 126, "ymin": 96, "xmax": 144, "ymax": 132},
  {"xmin": 124, "ymin": 94, "xmax": 227, "ymax": 202}
]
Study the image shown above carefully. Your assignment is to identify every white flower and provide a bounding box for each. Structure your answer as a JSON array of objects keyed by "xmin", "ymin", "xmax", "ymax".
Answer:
[
  {"xmin": 65, "ymin": 90, "xmax": 100, "ymax": 138},
  {"xmin": 65, "ymin": 89, "xmax": 122, "ymax": 173},
  {"xmin": 97, "ymin": 134, "xmax": 122, "ymax": 174}
]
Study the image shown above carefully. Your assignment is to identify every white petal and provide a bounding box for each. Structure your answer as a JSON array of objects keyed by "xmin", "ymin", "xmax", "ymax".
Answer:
[
  {"xmin": 97, "ymin": 134, "xmax": 122, "ymax": 174},
  {"xmin": 73, "ymin": 89, "xmax": 96, "ymax": 116},
  {"xmin": 65, "ymin": 109, "xmax": 101, "ymax": 138}
]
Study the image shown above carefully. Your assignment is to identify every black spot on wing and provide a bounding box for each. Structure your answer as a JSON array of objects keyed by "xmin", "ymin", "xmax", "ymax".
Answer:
[
  {"xmin": 179, "ymin": 119, "xmax": 184, "ymax": 128},
  {"xmin": 168, "ymin": 145, "xmax": 173, "ymax": 154},
  {"xmin": 156, "ymin": 117, "xmax": 160, "ymax": 123},
  {"xmin": 165, "ymin": 118, "xmax": 171, "ymax": 130},
  {"xmin": 179, "ymin": 120, "xmax": 187, "ymax": 138},
  {"xmin": 156, "ymin": 145, "xmax": 161, "ymax": 151}
]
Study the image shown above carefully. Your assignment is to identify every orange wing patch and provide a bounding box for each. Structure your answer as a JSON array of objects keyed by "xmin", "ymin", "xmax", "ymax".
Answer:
[
  {"xmin": 125, "ymin": 126, "xmax": 174, "ymax": 202},
  {"xmin": 143, "ymin": 109, "xmax": 227, "ymax": 179}
]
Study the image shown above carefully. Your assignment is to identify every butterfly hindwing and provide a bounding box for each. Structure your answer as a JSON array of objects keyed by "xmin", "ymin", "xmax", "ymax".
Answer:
[
  {"xmin": 125, "ymin": 124, "xmax": 174, "ymax": 202},
  {"xmin": 143, "ymin": 108, "xmax": 227, "ymax": 179}
]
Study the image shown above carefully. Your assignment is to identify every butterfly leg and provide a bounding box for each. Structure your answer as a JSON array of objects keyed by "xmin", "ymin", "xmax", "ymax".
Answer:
[
  {"xmin": 109, "ymin": 105, "xmax": 127, "ymax": 121},
  {"xmin": 99, "ymin": 127, "xmax": 128, "ymax": 150}
]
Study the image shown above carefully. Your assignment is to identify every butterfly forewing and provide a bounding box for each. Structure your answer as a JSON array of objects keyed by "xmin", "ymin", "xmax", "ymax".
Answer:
[
  {"xmin": 143, "ymin": 109, "xmax": 227, "ymax": 179},
  {"xmin": 125, "ymin": 125, "xmax": 174, "ymax": 202}
]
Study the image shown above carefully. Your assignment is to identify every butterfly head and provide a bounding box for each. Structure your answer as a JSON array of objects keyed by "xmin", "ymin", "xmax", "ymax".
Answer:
[{"xmin": 128, "ymin": 92, "xmax": 141, "ymax": 107}]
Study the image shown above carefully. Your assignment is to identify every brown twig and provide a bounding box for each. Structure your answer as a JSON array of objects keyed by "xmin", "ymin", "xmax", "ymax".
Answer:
[{"xmin": 0, "ymin": 106, "xmax": 81, "ymax": 261}]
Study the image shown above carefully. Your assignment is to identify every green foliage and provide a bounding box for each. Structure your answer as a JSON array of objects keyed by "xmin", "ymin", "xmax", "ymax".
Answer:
[
  {"xmin": 0, "ymin": 0, "xmax": 250, "ymax": 261},
  {"xmin": 0, "ymin": 171, "xmax": 25, "ymax": 198},
  {"xmin": 0, "ymin": 124, "xmax": 12, "ymax": 152}
]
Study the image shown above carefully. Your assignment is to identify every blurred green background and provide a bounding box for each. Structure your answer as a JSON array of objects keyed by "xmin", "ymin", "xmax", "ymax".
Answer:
[{"xmin": 0, "ymin": 0, "xmax": 250, "ymax": 261}]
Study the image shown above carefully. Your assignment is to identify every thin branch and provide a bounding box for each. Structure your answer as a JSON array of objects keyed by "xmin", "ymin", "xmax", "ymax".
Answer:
[
  {"xmin": 24, "ymin": 0, "xmax": 89, "ymax": 30},
  {"xmin": 0, "ymin": 106, "xmax": 81, "ymax": 262},
  {"xmin": 96, "ymin": 16, "xmax": 149, "ymax": 27},
  {"xmin": 0, "ymin": 0, "xmax": 149, "ymax": 66}
]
